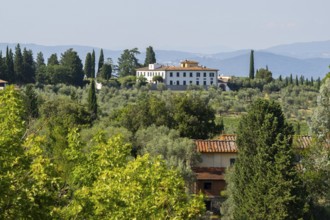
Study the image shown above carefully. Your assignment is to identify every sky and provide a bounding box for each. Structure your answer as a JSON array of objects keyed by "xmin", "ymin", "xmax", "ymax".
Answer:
[{"xmin": 0, "ymin": 0, "xmax": 329, "ymax": 53}]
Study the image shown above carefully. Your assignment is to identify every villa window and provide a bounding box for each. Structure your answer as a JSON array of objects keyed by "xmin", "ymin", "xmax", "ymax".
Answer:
[
  {"xmin": 183, "ymin": 72, "xmax": 186, "ymax": 77},
  {"xmin": 177, "ymin": 72, "xmax": 180, "ymax": 77},
  {"xmin": 183, "ymin": 81, "xmax": 186, "ymax": 85},
  {"xmin": 177, "ymin": 80, "xmax": 180, "ymax": 85},
  {"xmin": 170, "ymin": 80, "xmax": 173, "ymax": 85},
  {"xmin": 210, "ymin": 72, "xmax": 214, "ymax": 77},
  {"xmin": 203, "ymin": 72, "xmax": 207, "ymax": 77},
  {"xmin": 197, "ymin": 72, "xmax": 200, "ymax": 77},
  {"xmin": 196, "ymin": 81, "xmax": 199, "ymax": 85},
  {"xmin": 203, "ymin": 81, "xmax": 207, "ymax": 85},
  {"xmin": 170, "ymin": 72, "xmax": 173, "ymax": 77},
  {"xmin": 190, "ymin": 72, "xmax": 193, "ymax": 77},
  {"xmin": 190, "ymin": 81, "xmax": 192, "ymax": 84},
  {"xmin": 230, "ymin": 158, "xmax": 236, "ymax": 166}
]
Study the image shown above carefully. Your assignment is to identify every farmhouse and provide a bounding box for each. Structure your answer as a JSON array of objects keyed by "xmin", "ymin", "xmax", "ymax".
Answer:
[
  {"xmin": 193, "ymin": 135, "xmax": 326, "ymax": 213},
  {"xmin": 136, "ymin": 60, "xmax": 218, "ymax": 89}
]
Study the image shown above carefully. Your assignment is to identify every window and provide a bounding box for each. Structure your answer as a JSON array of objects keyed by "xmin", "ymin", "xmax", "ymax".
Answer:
[
  {"xmin": 177, "ymin": 80, "xmax": 180, "ymax": 85},
  {"xmin": 203, "ymin": 72, "xmax": 206, "ymax": 77},
  {"xmin": 196, "ymin": 72, "xmax": 200, "ymax": 77},
  {"xmin": 183, "ymin": 81, "xmax": 186, "ymax": 85},
  {"xmin": 230, "ymin": 158, "xmax": 236, "ymax": 166},
  {"xmin": 203, "ymin": 81, "xmax": 207, "ymax": 85},
  {"xmin": 196, "ymin": 81, "xmax": 199, "ymax": 85},
  {"xmin": 177, "ymin": 72, "xmax": 180, "ymax": 77},
  {"xmin": 170, "ymin": 80, "xmax": 173, "ymax": 85},
  {"xmin": 211, "ymin": 81, "xmax": 213, "ymax": 85},
  {"xmin": 204, "ymin": 182, "xmax": 212, "ymax": 190},
  {"xmin": 183, "ymin": 72, "xmax": 186, "ymax": 77},
  {"xmin": 189, "ymin": 81, "xmax": 192, "ymax": 84},
  {"xmin": 190, "ymin": 72, "xmax": 193, "ymax": 77},
  {"xmin": 170, "ymin": 72, "xmax": 173, "ymax": 77},
  {"xmin": 210, "ymin": 72, "xmax": 214, "ymax": 77}
]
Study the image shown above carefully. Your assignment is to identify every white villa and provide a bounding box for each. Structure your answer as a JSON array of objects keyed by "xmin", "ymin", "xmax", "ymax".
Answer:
[{"xmin": 136, "ymin": 60, "xmax": 218, "ymax": 88}]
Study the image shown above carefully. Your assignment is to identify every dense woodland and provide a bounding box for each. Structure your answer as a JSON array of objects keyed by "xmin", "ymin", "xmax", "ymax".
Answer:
[{"xmin": 0, "ymin": 44, "xmax": 330, "ymax": 219}]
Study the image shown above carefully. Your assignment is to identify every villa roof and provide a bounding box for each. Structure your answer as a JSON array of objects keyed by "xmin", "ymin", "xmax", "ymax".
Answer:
[
  {"xmin": 136, "ymin": 66, "xmax": 218, "ymax": 72},
  {"xmin": 0, "ymin": 79, "xmax": 8, "ymax": 83}
]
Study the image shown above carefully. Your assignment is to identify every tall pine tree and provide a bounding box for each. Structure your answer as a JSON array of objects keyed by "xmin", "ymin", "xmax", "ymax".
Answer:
[
  {"xmin": 97, "ymin": 49, "xmax": 104, "ymax": 73},
  {"xmin": 22, "ymin": 48, "xmax": 35, "ymax": 83},
  {"xmin": 144, "ymin": 46, "xmax": 156, "ymax": 66},
  {"xmin": 84, "ymin": 52, "xmax": 93, "ymax": 78},
  {"xmin": 224, "ymin": 99, "xmax": 307, "ymax": 219},
  {"xmin": 249, "ymin": 50, "xmax": 255, "ymax": 79},
  {"xmin": 91, "ymin": 50, "xmax": 95, "ymax": 78},
  {"xmin": 14, "ymin": 44, "xmax": 23, "ymax": 84},
  {"xmin": 5, "ymin": 47, "xmax": 15, "ymax": 83}
]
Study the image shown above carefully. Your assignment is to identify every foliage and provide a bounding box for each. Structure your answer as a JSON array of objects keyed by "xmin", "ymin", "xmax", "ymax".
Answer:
[
  {"xmin": 84, "ymin": 52, "xmax": 93, "ymax": 78},
  {"xmin": 88, "ymin": 79, "xmax": 98, "ymax": 121},
  {"xmin": 118, "ymin": 48, "xmax": 141, "ymax": 77},
  {"xmin": 256, "ymin": 67, "xmax": 273, "ymax": 83},
  {"xmin": 135, "ymin": 125, "xmax": 201, "ymax": 182},
  {"xmin": 223, "ymin": 99, "xmax": 307, "ymax": 219},
  {"xmin": 249, "ymin": 50, "xmax": 254, "ymax": 79},
  {"xmin": 98, "ymin": 63, "xmax": 112, "ymax": 81},
  {"xmin": 60, "ymin": 49, "xmax": 84, "ymax": 86},
  {"xmin": 97, "ymin": 49, "xmax": 104, "ymax": 73},
  {"xmin": 144, "ymin": 46, "xmax": 156, "ymax": 66},
  {"xmin": 23, "ymin": 84, "xmax": 39, "ymax": 118}
]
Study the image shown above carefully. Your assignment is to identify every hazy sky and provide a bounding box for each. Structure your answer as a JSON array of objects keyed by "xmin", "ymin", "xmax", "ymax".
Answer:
[{"xmin": 1, "ymin": 0, "xmax": 329, "ymax": 53}]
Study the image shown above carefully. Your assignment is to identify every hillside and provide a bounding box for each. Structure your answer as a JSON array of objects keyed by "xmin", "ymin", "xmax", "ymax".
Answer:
[{"xmin": 1, "ymin": 41, "xmax": 329, "ymax": 78}]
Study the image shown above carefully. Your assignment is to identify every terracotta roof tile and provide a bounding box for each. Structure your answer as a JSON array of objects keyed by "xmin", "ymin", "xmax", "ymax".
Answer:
[
  {"xmin": 195, "ymin": 140, "xmax": 237, "ymax": 153},
  {"xmin": 195, "ymin": 135, "xmax": 328, "ymax": 153},
  {"xmin": 136, "ymin": 66, "xmax": 218, "ymax": 72}
]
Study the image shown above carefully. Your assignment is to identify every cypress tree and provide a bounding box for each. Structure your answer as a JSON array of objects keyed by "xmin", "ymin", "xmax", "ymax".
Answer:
[
  {"xmin": 36, "ymin": 52, "xmax": 45, "ymax": 68},
  {"xmin": 295, "ymin": 75, "xmax": 299, "ymax": 86},
  {"xmin": 289, "ymin": 74, "xmax": 293, "ymax": 84},
  {"xmin": 23, "ymin": 84, "xmax": 39, "ymax": 118},
  {"xmin": 22, "ymin": 48, "xmax": 35, "ymax": 84},
  {"xmin": 88, "ymin": 79, "xmax": 97, "ymax": 121},
  {"xmin": 225, "ymin": 99, "xmax": 307, "ymax": 219},
  {"xmin": 14, "ymin": 44, "xmax": 23, "ymax": 84},
  {"xmin": 5, "ymin": 47, "xmax": 15, "ymax": 83},
  {"xmin": 98, "ymin": 49, "xmax": 104, "ymax": 73},
  {"xmin": 84, "ymin": 52, "xmax": 93, "ymax": 78},
  {"xmin": 91, "ymin": 49, "xmax": 95, "ymax": 78},
  {"xmin": 249, "ymin": 50, "xmax": 255, "ymax": 79},
  {"xmin": 0, "ymin": 52, "xmax": 3, "ymax": 80},
  {"xmin": 144, "ymin": 46, "xmax": 156, "ymax": 66}
]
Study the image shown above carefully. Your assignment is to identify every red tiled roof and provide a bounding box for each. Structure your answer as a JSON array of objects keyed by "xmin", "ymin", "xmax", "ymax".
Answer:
[
  {"xmin": 0, "ymin": 79, "xmax": 8, "ymax": 83},
  {"xmin": 136, "ymin": 65, "xmax": 218, "ymax": 72},
  {"xmin": 195, "ymin": 140, "xmax": 237, "ymax": 153},
  {"xmin": 192, "ymin": 167, "xmax": 226, "ymax": 180},
  {"xmin": 195, "ymin": 135, "xmax": 328, "ymax": 153}
]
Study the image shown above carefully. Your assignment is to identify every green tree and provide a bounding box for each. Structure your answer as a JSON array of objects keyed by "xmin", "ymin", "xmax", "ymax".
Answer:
[
  {"xmin": 249, "ymin": 50, "xmax": 255, "ymax": 79},
  {"xmin": 0, "ymin": 52, "xmax": 4, "ymax": 80},
  {"xmin": 144, "ymin": 46, "xmax": 156, "ymax": 66},
  {"xmin": 97, "ymin": 49, "xmax": 104, "ymax": 73},
  {"xmin": 152, "ymin": 75, "xmax": 163, "ymax": 83},
  {"xmin": 98, "ymin": 62, "xmax": 112, "ymax": 81},
  {"xmin": 23, "ymin": 84, "xmax": 39, "ymax": 118},
  {"xmin": 91, "ymin": 49, "xmax": 95, "ymax": 77},
  {"xmin": 47, "ymin": 53, "xmax": 59, "ymax": 66},
  {"xmin": 14, "ymin": 44, "xmax": 24, "ymax": 83},
  {"xmin": 224, "ymin": 99, "xmax": 307, "ymax": 219},
  {"xmin": 84, "ymin": 52, "xmax": 93, "ymax": 78},
  {"xmin": 35, "ymin": 52, "xmax": 47, "ymax": 84},
  {"xmin": 60, "ymin": 49, "xmax": 84, "ymax": 86},
  {"xmin": 22, "ymin": 48, "xmax": 35, "ymax": 83},
  {"xmin": 5, "ymin": 47, "xmax": 15, "ymax": 82},
  {"xmin": 255, "ymin": 67, "xmax": 273, "ymax": 83},
  {"xmin": 58, "ymin": 134, "xmax": 205, "ymax": 219},
  {"xmin": 0, "ymin": 86, "xmax": 28, "ymax": 218},
  {"xmin": 88, "ymin": 79, "xmax": 98, "ymax": 121},
  {"xmin": 118, "ymin": 48, "xmax": 141, "ymax": 77}
]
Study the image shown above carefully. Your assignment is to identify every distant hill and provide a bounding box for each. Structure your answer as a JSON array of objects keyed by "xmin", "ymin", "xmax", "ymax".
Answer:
[
  {"xmin": 263, "ymin": 40, "xmax": 330, "ymax": 59},
  {"xmin": 0, "ymin": 41, "xmax": 329, "ymax": 79}
]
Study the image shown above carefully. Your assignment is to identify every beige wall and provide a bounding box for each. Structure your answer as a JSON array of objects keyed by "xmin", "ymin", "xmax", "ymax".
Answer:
[{"xmin": 199, "ymin": 153, "xmax": 237, "ymax": 167}]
